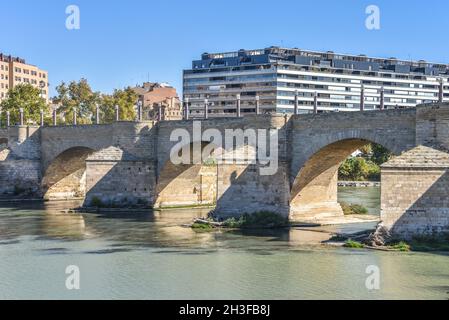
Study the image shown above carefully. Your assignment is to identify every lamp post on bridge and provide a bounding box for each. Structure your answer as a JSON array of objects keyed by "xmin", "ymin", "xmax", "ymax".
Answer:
[
  {"xmin": 236, "ymin": 94, "xmax": 241, "ymax": 117},
  {"xmin": 360, "ymin": 85, "xmax": 365, "ymax": 112},
  {"xmin": 255, "ymin": 96, "xmax": 260, "ymax": 115},
  {"xmin": 73, "ymin": 108, "xmax": 77, "ymax": 125},
  {"xmin": 40, "ymin": 109, "xmax": 44, "ymax": 127},
  {"xmin": 380, "ymin": 86, "xmax": 385, "ymax": 110},
  {"xmin": 52, "ymin": 109, "xmax": 57, "ymax": 126},
  {"xmin": 158, "ymin": 104, "xmax": 163, "ymax": 121},
  {"xmin": 184, "ymin": 98, "xmax": 189, "ymax": 120},
  {"xmin": 313, "ymin": 92, "xmax": 318, "ymax": 114},
  {"xmin": 204, "ymin": 99, "xmax": 209, "ymax": 120},
  {"xmin": 439, "ymin": 78, "xmax": 444, "ymax": 103},
  {"xmin": 19, "ymin": 108, "xmax": 24, "ymax": 126},
  {"xmin": 115, "ymin": 105, "xmax": 119, "ymax": 122},
  {"xmin": 294, "ymin": 91, "xmax": 299, "ymax": 115},
  {"xmin": 96, "ymin": 103, "xmax": 100, "ymax": 124},
  {"xmin": 6, "ymin": 111, "xmax": 10, "ymax": 127},
  {"xmin": 184, "ymin": 98, "xmax": 190, "ymax": 120},
  {"xmin": 137, "ymin": 100, "xmax": 142, "ymax": 122}
]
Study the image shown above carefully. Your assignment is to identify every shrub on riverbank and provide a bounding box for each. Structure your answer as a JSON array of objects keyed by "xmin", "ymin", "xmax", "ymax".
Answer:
[
  {"xmin": 340, "ymin": 202, "xmax": 369, "ymax": 215},
  {"xmin": 389, "ymin": 241, "xmax": 411, "ymax": 252},
  {"xmin": 222, "ymin": 211, "xmax": 289, "ymax": 229},
  {"xmin": 344, "ymin": 240, "xmax": 365, "ymax": 249},
  {"xmin": 191, "ymin": 211, "xmax": 288, "ymax": 231},
  {"xmin": 191, "ymin": 223, "xmax": 214, "ymax": 232}
]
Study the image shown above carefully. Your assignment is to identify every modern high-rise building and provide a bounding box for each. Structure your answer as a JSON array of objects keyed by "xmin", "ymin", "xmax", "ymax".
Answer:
[
  {"xmin": 0, "ymin": 53, "xmax": 49, "ymax": 103},
  {"xmin": 183, "ymin": 47, "xmax": 449, "ymax": 117}
]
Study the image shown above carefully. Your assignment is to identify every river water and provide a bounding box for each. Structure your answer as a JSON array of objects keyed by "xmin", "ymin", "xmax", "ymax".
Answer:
[{"xmin": 0, "ymin": 187, "xmax": 448, "ymax": 300}]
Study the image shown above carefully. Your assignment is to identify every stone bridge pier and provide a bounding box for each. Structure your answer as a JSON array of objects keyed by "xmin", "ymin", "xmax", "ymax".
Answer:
[{"xmin": 1, "ymin": 103, "xmax": 449, "ymax": 239}]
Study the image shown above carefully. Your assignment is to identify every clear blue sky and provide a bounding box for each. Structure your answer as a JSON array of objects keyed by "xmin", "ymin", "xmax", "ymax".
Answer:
[{"xmin": 1, "ymin": 0, "xmax": 448, "ymax": 97}]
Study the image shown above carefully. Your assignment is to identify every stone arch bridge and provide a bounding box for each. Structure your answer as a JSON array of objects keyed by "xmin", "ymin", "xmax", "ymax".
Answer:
[{"xmin": 1, "ymin": 104, "xmax": 449, "ymax": 238}]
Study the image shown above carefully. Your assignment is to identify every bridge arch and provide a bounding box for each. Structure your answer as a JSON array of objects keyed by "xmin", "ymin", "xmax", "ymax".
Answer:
[
  {"xmin": 42, "ymin": 146, "xmax": 96, "ymax": 200},
  {"xmin": 290, "ymin": 137, "xmax": 395, "ymax": 220}
]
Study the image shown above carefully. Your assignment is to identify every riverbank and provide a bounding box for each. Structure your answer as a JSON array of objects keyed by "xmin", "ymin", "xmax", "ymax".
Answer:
[{"xmin": 338, "ymin": 181, "xmax": 381, "ymax": 187}]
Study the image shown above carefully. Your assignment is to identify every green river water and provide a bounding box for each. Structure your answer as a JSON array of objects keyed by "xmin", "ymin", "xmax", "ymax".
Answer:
[{"xmin": 0, "ymin": 187, "xmax": 448, "ymax": 300}]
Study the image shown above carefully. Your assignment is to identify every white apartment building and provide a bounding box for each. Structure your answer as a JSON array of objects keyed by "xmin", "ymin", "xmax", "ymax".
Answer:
[{"xmin": 183, "ymin": 47, "xmax": 448, "ymax": 117}]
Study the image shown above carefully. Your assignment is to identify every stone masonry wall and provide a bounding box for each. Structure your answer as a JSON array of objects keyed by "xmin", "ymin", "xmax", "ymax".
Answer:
[
  {"xmin": 380, "ymin": 144, "xmax": 449, "ymax": 238},
  {"xmin": 381, "ymin": 168, "xmax": 449, "ymax": 238},
  {"xmin": 85, "ymin": 160, "xmax": 156, "ymax": 207},
  {"xmin": 155, "ymin": 164, "xmax": 217, "ymax": 208},
  {"xmin": 0, "ymin": 159, "xmax": 41, "ymax": 196},
  {"xmin": 0, "ymin": 126, "xmax": 41, "ymax": 197}
]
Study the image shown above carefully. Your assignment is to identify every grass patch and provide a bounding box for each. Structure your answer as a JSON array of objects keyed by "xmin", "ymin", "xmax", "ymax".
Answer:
[
  {"xmin": 191, "ymin": 223, "xmax": 214, "ymax": 232},
  {"xmin": 389, "ymin": 241, "xmax": 411, "ymax": 252},
  {"xmin": 344, "ymin": 239, "xmax": 365, "ymax": 249},
  {"xmin": 222, "ymin": 211, "xmax": 288, "ymax": 229},
  {"xmin": 340, "ymin": 202, "xmax": 369, "ymax": 215}
]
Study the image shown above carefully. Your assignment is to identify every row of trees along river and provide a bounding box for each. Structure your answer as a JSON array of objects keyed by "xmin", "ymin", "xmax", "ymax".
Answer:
[{"xmin": 0, "ymin": 79, "xmax": 138, "ymax": 125}]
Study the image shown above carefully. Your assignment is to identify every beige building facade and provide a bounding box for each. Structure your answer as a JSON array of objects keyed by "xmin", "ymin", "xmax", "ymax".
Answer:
[
  {"xmin": 0, "ymin": 53, "xmax": 49, "ymax": 102},
  {"xmin": 132, "ymin": 82, "xmax": 182, "ymax": 121}
]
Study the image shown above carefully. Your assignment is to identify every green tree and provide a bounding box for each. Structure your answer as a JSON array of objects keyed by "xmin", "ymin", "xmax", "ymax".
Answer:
[
  {"xmin": 359, "ymin": 144, "xmax": 372, "ymax": 158},
  {"xmin": 99, "ymin": 87, "xmax": 137, "ymax": 123},
  {"xmin": 371, "ymin": 143, "xmax": 392, "ymax": 165},
  {"xmin": 0, "ymin": 84, "xmax": 48, "ymax": 125},
  {"xmin": 339, "ymin": 157, "xmax": 369, "ymax": 181},
  {"xmin": 339, "ymin": 143, "xmax": 392, "ymax": 182},
  {"xmin": 53, "ymin": 79, "xmax": 100, "ymax": 124}
]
